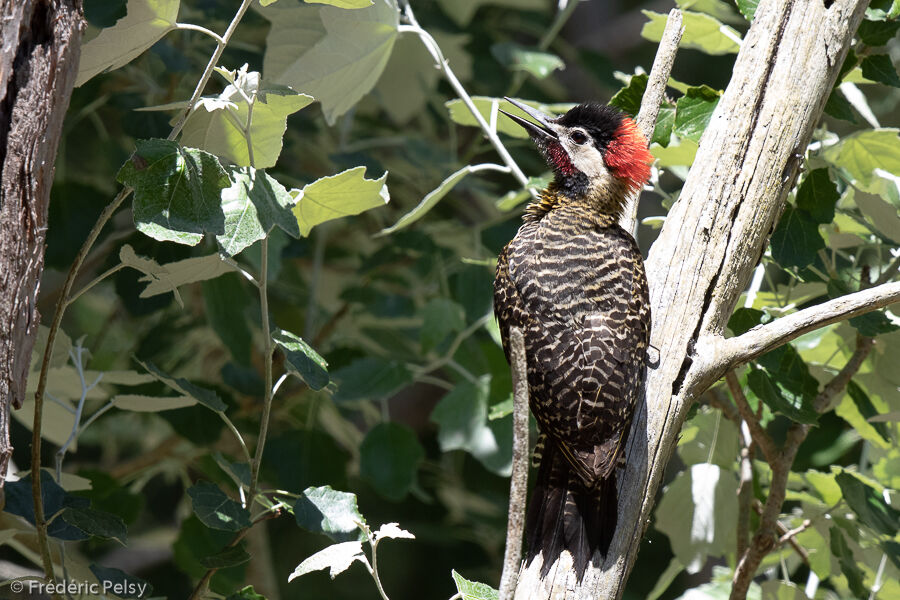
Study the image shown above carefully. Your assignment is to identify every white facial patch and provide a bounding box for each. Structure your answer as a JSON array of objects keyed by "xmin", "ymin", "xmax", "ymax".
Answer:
[{"xmin": 549, "ymin": 124, "xmax": 616, "ymax": 193}]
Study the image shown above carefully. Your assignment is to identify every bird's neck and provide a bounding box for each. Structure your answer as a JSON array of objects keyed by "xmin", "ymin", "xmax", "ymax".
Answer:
[{"xmin": 524, "ymin": 177, "xmax": 628, "ymax": 225}]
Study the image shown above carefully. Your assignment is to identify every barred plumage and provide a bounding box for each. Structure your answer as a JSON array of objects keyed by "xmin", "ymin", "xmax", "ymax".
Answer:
[{"xmin": 493, "ymin": 100, "xmax": 652, "ymax": 577}]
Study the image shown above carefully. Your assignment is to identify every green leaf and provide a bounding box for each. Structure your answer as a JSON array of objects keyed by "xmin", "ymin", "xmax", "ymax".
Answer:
[
  {"xmin": 435, "ymin": 0, "xmax": 545, "ymax": 26},
  {"xmin": 867, "ymin": 0, "xmax": 900, "ymax": 20},
  {"xmin": 287, "ymin": 541, "xmax": 367, "ymax": 581},
  {"xmin": 331, "ymin": 357, "xmax": 411, "ymax": 402},
  {"xmin": 89, "ymin": 565, "xmax": 152, "ymax": 599},
  {"xmin": 291, "ymin": 166, "xmax": 389, "ymax": 237},
  {"xmin": 858, "ymin": 20, "xmax": 900, "ymax": 45},
  {"xmin": 835, "ymin": 471, "xmax": 900, "ymax": 536},
  {"xmin": 796, "ymin": 169, "xmax": 840, "ymax": 224},
  {"xmin": 187, "ymin": 481, "xmax": 251, "ymax": 531},
  {"xmin": 674, "ymin": 85, "xmax": 721, "ymax": 142},
  {"xmin": 111, "ymin": 394, "xmax": 196, "ymax": 412},
  {"xmin": 305, "ymin": 0, "xmax": 374, "ymax": 8},
  {"xmin": 374, "ymin": 31, "xmax": 471, "ymax": 124},
  {"xmin": 61, "ymin": 506, "xmax": 127, "ymax": 543},
  {"xmin": 854, "ymin": 191, "xmax": 900, "ymax": 244},
  {"xmin": 747, "ymin": 369, "xmax": 818, "ymax": 424},
  {"xmin": 758, "ymin": 581, "xmax": 810, "ymax": 600},
  {"xmin": 675, "ymin": 0, "xmax": 743, "ymax": 25},
  {"xmin": 490, "ymin": 42, "xmax": 564, "ymax": 79},
  {"xmin": 273, "ymin": 329, "xmax": 329, "ymax": 390},
  {"xmin": 770, "ymin": 205, "xmax": 826, "ymax": 270},
  {"xmin": 199, "ymin": 544, "xmax": 252, "ymax": 569},
  {"xmin": 451, "ymin": 570, "xmax": 499, "ymax": 600},
  {"xmin": 378, "ymin": 165, "xmax": 478, "ymax": 236},
  {"xmin": 844, "ymin": 381, "xmax": 891, "ymax": 444},
  {"xmin": 728, "ymin": 307, "xmax": 771, "ymax": 336},
  {"xmin": 757, "ymin": 345, "xmax": 820, "ymax": 403},
  {"xmin": 735, "ymin": 0, "xmax": 758, "ymax": 20},
  {"xmin": 420, "ymin": 298, "xmax": 466, "ymax": 352},
  {"xmin": 431, "ymin": 377, "xmax": 491, "ymax": 452},
  {"xmin": 217, "ymin": 167, "xmax": 300, "ymax": 256},
  {"xmin": 261, "ymin": 0, "xmax": 399, "ymax": 124},
  {"xmin": 117, "ymin": 139, "xmax": 230, "ymax": 246},
  {"xmin": 609, "ymin": 73, "xmax": 648, "ymax": 117},
  {"xmin": 652, "ymin": 105, "xmax": 676, "ymax": 146},
  {"xmin": 226, "ymin": 585, "xmax": 268, "ymax": 600},
  {"xmin": 76, "ymin": 0, "xmax": 179, "ymax": 86},
  {"xmin": 181, "ymin": 71, "xmax": 313, "ymax": 169},
  {"xmin": 374, "ymin": 522, "xmax": 415, "ymax": 540},
  {"xmin": 823, "ymin": 128, "xmax": 900, "ymax": 190},
  {"xmin": 137, "ymin": 253, "xmax": 236, "ymax": 300},
  {"xmin": 861, "ymin": 54, "xmax": 900, "ymax": 87},
  {"xmin": 829, "ymin": 526, "xmax": 868, "ymax": 598},
  {"xmin": 488, "ymin": 395, "xmax": 513, "ymax": 420},
  {"xmin": 642, "ymin": 10, "xmax": 741, "ymax": 55},
  {"xmin": 446, "ymin": 96, "xmax": 567, "ymax": 139},
  {"xmin": 4, "ymin": 472, "xmax": 89, "ymax": 541},
  {"xmin": 655, "ymin": 464, "xmax": 738, "ymax": 574},
  {"xmin": 360, "ymin": 422, "xmax": 424, "ymax": 500},
  {"xmin": 203, "ymin": 273, "xmax": 253, "ymax": 365},
  {"xmin": 293, "ymin": 485, "xmax": 365, "ymax": 542},
  {"xmin": 824, "ymin": 88, "xmax": 857, "ymax": 123},
  {"xmin": 651, "ymin": 138, "xmax": 698, "ymax": 167},
  {"xmin": 134, "ymin": 358, "xmax": 227, "ymax": 412},
  {"xmin": 849, "ymin": 310, "xmax": 900, "ymax": 336}
]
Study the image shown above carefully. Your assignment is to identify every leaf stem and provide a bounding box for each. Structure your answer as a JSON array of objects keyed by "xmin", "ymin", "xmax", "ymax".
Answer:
[
  {"xmin": 66, "ymin": 263, "xmax": 126, "ymax": 307},
  {"xmin": 31, "ymin": 186, "xmax": 130, "ymax": 583},
  {"xmin": 174, "ymin": 22, "xmax": 227, "ymax": 46},
  {"xmin": 168, "ymin": 0, "xmax": 256, "ymax": 141},
  {"xmin": 249, "ymin": 237, "xmax": 273, "ymax": 504}
]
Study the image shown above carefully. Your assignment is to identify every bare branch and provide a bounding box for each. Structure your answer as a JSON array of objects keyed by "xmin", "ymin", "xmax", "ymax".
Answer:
[
  {"xmin": 813, "ymin": 335, "xmax": 873, "ymax": 413},
  {"xmin": 499, "ymin": 327, "xmax": 530, "ymax": 600},
  {"xmin": 706, "ymin": 280, "xmax": 900, "ymax": 381},
  {"xmin": 725, "ymin": 371, "xmax": 776, "ymax": 464},
  {"xmin": 620, "ymin": 9, "xmax": 683, "ymax": 235},
  {"xmin": 730, "ymin": 333, "xmax": 873, "ymax": 600}
]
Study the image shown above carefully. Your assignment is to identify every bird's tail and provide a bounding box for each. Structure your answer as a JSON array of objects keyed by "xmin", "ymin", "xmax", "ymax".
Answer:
[{"xmin": 525, "ymin": 437, "xmax": 617, "ymax": 579}]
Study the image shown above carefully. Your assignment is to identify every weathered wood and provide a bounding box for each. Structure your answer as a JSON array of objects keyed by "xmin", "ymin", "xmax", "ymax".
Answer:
[
  {"xmin": 513, "ymin": 1, "xmax": 868, "ymax": 598},
  {"xmin": 0, "ymin": 0, "xmax": 85, "ymax": 487}
]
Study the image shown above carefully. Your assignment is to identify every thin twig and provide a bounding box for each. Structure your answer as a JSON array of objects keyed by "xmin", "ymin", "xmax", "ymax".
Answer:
[
  {"xmin": 499, "ymin": 327, "xmax": 530, "ymax": 600},
  {"xmin": 621, "ymin": 9, "xmax": 684, "ymax": 236},
  {"xmin": 399, "ymin": 2, "xmax": 531, "ymax": 191},
  {"xmin": 31, "ymin": 186, "xmax": 130, "ymax": 582},
  {"xmin": 725, "ymin": 370, "xmax": 776, "ymax": 464},
  {"xmin": 168, "ymin": 0, "xmax": 255, "ymax": 140},
  {"xmin": 777, "ymin": 519, "xmax": 811, "ymax": 546},
  {"xmin": 30, "ymin": 0, "xmax": 258, "ymax": 582}
]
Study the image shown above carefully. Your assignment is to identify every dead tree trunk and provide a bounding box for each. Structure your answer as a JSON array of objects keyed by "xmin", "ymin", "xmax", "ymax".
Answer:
[
  {"xmin": 0, "ymin": 0, "xmax": 85, "ymax": 488},
  {"xmin": 513, "ymin": 0, "xmax": 869, "ymax": 598}
]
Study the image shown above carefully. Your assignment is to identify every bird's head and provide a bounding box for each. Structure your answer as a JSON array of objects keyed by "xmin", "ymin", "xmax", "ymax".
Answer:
[{"xmin": 501, "ymin": 98, "xmax": 653, "ymax": 212}]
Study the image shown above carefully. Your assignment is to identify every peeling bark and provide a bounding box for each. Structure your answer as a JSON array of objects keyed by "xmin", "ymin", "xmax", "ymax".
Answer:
[{"xmin": 0, "ymin": 0, "xmax": 85, "ymax": 487}]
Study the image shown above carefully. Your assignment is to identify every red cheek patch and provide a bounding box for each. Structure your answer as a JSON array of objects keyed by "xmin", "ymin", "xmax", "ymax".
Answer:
[
  {"xmin": 547, "ymin": 141, "xmax": 577, "ymax": 176},
  {"xmin": 605, "ymin": 117, "xmax": 653, "ymax": 193}
]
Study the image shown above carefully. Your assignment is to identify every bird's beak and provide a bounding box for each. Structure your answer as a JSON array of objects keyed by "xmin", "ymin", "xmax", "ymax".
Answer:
[{"xmin": 499, "ymin": 97, "xmax": 558, "ymax": 141}]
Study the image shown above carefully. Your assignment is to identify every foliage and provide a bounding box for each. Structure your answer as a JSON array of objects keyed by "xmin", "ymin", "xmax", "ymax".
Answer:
[{"xmin": 2, "ymin": 1, "xmax": 899, "ymax": 599}]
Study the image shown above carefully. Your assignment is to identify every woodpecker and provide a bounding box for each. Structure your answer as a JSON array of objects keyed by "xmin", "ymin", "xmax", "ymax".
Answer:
[{"xmin": 493, "ymin": 98, "xmax": 652, "ymax": 578}]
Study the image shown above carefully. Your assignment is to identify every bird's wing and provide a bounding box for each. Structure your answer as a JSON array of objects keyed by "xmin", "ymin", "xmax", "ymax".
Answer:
[{"xmin": 507, "ymin": 223, "xmax": 649, "ymax": 484}]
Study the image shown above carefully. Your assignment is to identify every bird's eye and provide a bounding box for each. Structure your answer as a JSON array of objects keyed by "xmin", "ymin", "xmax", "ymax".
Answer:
[{"xmin": 571, "ymin": 130, "xmax": 588, "ymax": 145}]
